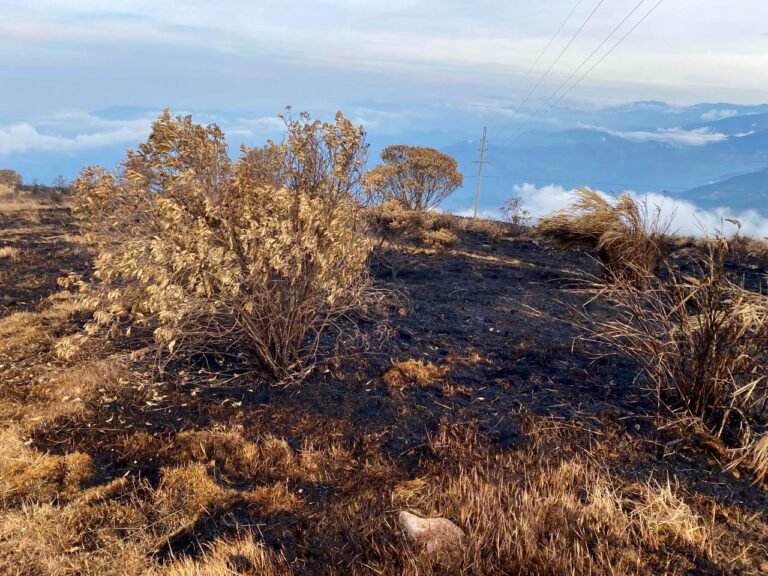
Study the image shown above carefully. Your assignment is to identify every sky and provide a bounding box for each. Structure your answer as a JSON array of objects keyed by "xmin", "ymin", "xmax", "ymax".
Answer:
[{"xmin": 2, "ymin": 0, "xmax": 767, "ymax": 118}]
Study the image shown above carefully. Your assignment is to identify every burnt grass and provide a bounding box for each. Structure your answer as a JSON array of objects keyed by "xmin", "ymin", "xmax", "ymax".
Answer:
[{"xmin": 4, "ymin": 206, "xmax": 768, "ymax": 573}]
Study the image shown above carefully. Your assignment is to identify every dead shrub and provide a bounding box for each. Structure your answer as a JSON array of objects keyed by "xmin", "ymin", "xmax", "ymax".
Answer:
[
  {"xmin": 539, "ymin": 188, "xmax": 668, "ymax": 285},
  {"xmin": 72, "ymin": 110, "xmax": 381, "ymax": 379},
  {"xmin": 421, "ymin": 228, "xmax": 460, "ymax": 251},
  {"xmin": 384, "ymin": 359, "xmax": 448, "ymax": 389},
  {"xmin": 364, "ymin": 145, "xmax": 463, "ymax": 210},
  {"xmin": 501, "ymin": 195, "xmax": 532, "ymax": 236},
  {"xmin": 580, "ymin": 241, "xmax": 768, "ymax": 471}
]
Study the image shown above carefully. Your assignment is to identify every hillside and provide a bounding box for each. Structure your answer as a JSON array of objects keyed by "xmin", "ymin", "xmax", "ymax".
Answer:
[
  {"xmin": 684, "ymin": 168, "xmax": 768, "ymax": 214},
  {"xmin": 1, "ymin": 199, "xmax": 768, "ymax": 574}
]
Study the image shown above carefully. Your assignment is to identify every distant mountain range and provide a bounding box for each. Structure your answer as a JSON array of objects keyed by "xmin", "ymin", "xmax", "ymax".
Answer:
[{"xmin": 2, "ymin": 100, "xmax": 767, "ymax": 216}]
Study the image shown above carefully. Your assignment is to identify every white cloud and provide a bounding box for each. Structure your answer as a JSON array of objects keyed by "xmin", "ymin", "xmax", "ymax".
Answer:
[
  {"xmin": 509, "ymin": 183, "xmax": 768, "ymax": 239},
  {"xmin": 0, "ymin": 111, "xmax": 291, "ymax": 156},
  {"xmin": 701, "ymin": 109, "xmax": 739, "ymax": 121},
  {"xmin": 0, "ymin": 112, "xmax": 154, "ymax": 155},
  {"xmin": 588, "ymin": 126, "xmax": 728, "ymax": 146}
]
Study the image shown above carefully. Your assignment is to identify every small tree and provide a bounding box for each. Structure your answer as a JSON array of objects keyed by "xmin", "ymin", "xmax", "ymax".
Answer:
[
  {"xmin": 364, "ymin": 145, "xmax": 463, "ymax": 210},
  {"xmin": 72, "ymin": 110, "xmax": 378, "ymax": 379}
]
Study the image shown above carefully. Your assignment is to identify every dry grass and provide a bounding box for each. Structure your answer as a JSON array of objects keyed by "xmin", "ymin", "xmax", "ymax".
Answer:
[
  {"xmin": 0, "ymin": 460, "xmax": 298, "ymax": 575},
  {"xmin": 153, "ymin": 536, "xmax": 291, "ymax": 576},
  {"xmin": 0, "ymin": 184, "xmax": 43, "ymax": 212},
  {"xmin": 581, "ymin": 243, "xmax": 768, "ymax": 440},
  {"xmin": 384, "ymin": 359, "xmax": 449, "ymax": 389},
  {"xmin": 382, "ymin": 431, "xmax": 721, "ymax": 576},
  {"xmin": 539, "ymin": 188, "xmax": 668, "ymax": 285},
  {"xmin": 421, "ymin": 228, "xmax": 460, "ymax": 251},
  {"xmin": 0, "ymin": 246, "xmax": 21, "ymax": 260},
  {"xmin": 0, "ymin": 428, "xmax": 93, "ymax": 507},
  {"xmin": 0, "ymin": 295, "xmax": 81, "ymax": 363}
]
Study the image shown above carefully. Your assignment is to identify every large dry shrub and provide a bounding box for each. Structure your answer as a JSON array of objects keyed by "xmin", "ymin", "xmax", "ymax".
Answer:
[
  {"xmin": 582, "ymin": 241, "xmax": 768, "ymax": 449},
  {"xmin": 73, "ymin": 110, "xmax": 378, "ymax": 378},
  {"xmin": 364, "ymin": 145, "xmax": 463, "ymax": 210},
  {"xmin": 539, "ymin": 188, "xmax": 668, "ymax": 285}
]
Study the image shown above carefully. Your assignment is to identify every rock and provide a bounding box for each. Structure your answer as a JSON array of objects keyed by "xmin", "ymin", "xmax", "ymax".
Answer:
[{"xmin": 398, "ymin": 510, "xmax": 466, "ymax": 557}]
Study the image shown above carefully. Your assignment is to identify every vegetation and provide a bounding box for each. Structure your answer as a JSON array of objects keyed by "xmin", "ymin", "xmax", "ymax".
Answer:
[
  {"xmin": 539, "ymin": 188, "xmax": 668, "ymax": 285},
  {"xmin": 364, "ymin": 145, "xmax": 463, "ymax": 210},
  {"xmin": 580, "ymin": 240, "xmax": 768, "ymax": 476},
  {"xmin": 72, "ymin": 110, "xmax": 379, "ymax": 378},
  {"xmin": 0, "ymin": 169, "xmax": 22, "ymax": 189}
]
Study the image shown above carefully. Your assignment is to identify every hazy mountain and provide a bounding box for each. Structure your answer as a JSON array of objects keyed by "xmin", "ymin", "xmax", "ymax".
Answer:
[{"xmin": 683, "ymin": 168, "xmax": 768, "ymax": 214}]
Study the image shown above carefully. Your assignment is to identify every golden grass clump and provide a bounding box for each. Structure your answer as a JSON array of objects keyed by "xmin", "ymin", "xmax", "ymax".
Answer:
[
  {"xmin": 72, "ymin": 110, "xmax": 380, "ymax": 379},
  {"xmin": 539, "ymin": 188, "xmax": 667, "ymax": 284},
  {"xmin": 421, "ymin": 227, "xmax": 460, "ymax": 251},
  {"xmin": 393, "ymin": 454, "xmax": 725, "ymax": 575},
  {"xmin": 390, "ymin": 456, "xmax": 715, "ymax": 575},
  {"xmin": 384, "ymin": 359, "xmax": 449, "ymax": 389},
  {"xmin": 0, "ymin": 428, "xmax": 93, "ymax": 506},
  {"xmin": 152, "ymin": 536, "xmax": 291, "ymax": 576},
  {"xmin": 367, "ymin": 199, "xmax": 464, "ymax": 277},
  {"xmin": 0, "ymin": 246, "xmax": 21, "ymax": 260},
  {"xmin": 0, "ymin": 297, "xmax": 81, "ymax": 363},
  {"xmin": 0, "ymin": 461, "xmax": 297, "ymax": 575}
]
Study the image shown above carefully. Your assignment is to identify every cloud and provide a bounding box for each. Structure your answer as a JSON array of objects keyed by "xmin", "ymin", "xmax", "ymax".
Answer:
[
  {"xmin": 700, "ymin": 109, "xmax": 739, "ymax": 121},
  {"xmin": 0, "ymin": 118, "xmax": 152, "ymax": 155},
  {"xmin": 588, "ymin": 126, "xmax": 728, "ymax": 146},
  {"xmin": 508, "ymin": 183, "xmax": 768, "ymax": 239},
  {"xmin": 0, "ymin": 111, "xmax": 291, "ymax": 156}
]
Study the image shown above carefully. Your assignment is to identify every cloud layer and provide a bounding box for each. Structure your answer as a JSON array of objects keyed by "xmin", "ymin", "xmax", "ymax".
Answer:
[
  {"xmin": 510, "ymin": 183, "xmax": 768, "ymax": 238},
  {"xmin": 589, "ymin": 126, "xmax": 728, "ymax": 146}
]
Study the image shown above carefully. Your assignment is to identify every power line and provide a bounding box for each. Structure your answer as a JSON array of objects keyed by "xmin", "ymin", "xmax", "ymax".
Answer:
[
  {"xmin": 553, "ymin": 0, "xmax": 667, "ymax": 108},
  {"xmin": 516, "ymin": 0, "xmax": 607, "ymax": 113},
  {"xmin": 511, "ymin": 0, "xmax": 649, "ymax": 139},
  {"xmin": 525, "ymin": 0, "xmax": 584, "ymax": 76}
]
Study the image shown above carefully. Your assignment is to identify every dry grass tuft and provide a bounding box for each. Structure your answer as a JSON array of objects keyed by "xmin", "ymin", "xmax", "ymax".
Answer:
[
  {"xmin": 626, "ymin": 479, "xmax": 710, "ymax": 554},
  {"xmin": 0, "ymin": 428, "xmax": 94, "ymax": 506},
  {"xmin": 391, "ymin": 456, "xmax": 716, "ymax": 575},
  {"xmin": 0, "ymin": 295, "xmax": 82, "ymax": 363},
  {"xmin": 539, "ymin": 188, "xmax": 668, "ymax": 285},
  {"xmin": 153, "ymin": 535, "xmax": 291, "ymax": 576},
  {"xmin": 0, "ymin": 246, "xmax": 21, "ymax": 260},
  {"xmin": 421, "ymin": 227, "xmax": 460, "ymax": 251},
  {"xmin": 580, "ymin": 242, "xmax": 768, "ymax": 447},
  {"xmin": 384, "ymin": 359, "xmax": 449, "ymax": 389}
]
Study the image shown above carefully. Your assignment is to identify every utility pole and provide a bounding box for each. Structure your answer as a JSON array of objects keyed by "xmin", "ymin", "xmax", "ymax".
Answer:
[{"xmin": 473, "ymin": 127, "xmax": 488, "ymax": 220}]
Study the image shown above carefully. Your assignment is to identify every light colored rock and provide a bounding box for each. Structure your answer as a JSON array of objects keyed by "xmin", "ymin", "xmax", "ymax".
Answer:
[{"xmin": 398, "ymin": 510, "xmax": 466, "ymax": 556}]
